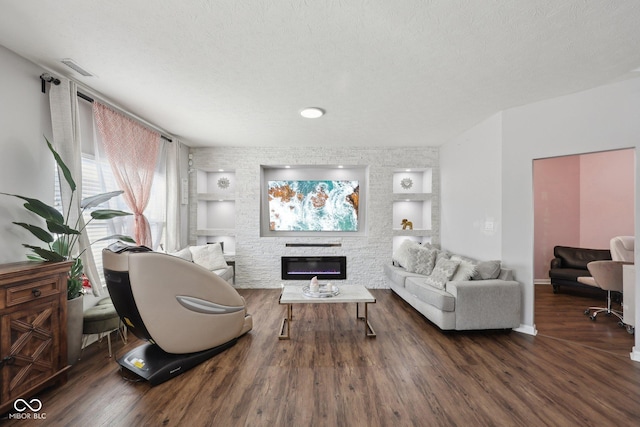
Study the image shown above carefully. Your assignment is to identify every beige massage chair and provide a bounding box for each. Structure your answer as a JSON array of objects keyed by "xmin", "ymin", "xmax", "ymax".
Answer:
[{"xmin": 102, "ymin": 243, "xmax": 252, "ymax": 385}]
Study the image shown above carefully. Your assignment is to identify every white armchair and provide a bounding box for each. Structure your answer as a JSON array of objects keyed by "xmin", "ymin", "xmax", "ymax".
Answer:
[{"xmin": 610, "ymin": 236, "xmax": 634, "ymax": 262}]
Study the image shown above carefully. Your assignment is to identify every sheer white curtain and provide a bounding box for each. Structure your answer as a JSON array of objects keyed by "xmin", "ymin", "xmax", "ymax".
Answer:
[
  {"xmin": 93, "ymin": 102, "xmax": 161, "ymax": 247},
  {"xmin": 49, "ymin": 79, "xmax": 103, "ymax": 296},
  {"xmin": 165, "ymin": 139, "xmax": 183, "ymax": 252},
  {"xmin": 92, "ymin": 104, "xmax": 168, "ymax": 250}
]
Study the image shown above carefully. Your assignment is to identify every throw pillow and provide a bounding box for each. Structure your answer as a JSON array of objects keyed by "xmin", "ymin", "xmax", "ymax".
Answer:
[
  {"xmin": 450, "ymin": 255, "xmax": 477, "ymax": 281},
  {"xmin": 435, "ymin": 249, "xmax": 451, "ymax": 262},
  {"xmin": 189, "ymin": 243, "xmax": 228, "ymax": 271},
  {"xmin": 406, "ymin": 245, "xmax": 437, "ymax": 275},
  {"xmin": 392, "ymin": 239, "xmax": 420, "ymax": 268},
  {"xmin": 169, "ymin": 247, "xmax": 193, "ymax": 262},
  {"xmin": 472, "ymin": 260, "xmax": 502, "ymax": 280},
  {"xmin": 424, "ymin": 258, "xmax": 461, "ymax": 290}
]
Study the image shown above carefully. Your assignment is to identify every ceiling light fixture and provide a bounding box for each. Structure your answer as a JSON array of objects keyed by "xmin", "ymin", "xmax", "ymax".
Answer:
[{"xmin": 300, "ymin": 107, "xmax": 325, "ymax": 119}]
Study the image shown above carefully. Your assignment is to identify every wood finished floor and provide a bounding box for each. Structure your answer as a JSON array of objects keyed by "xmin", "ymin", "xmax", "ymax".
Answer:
[{"xmin": 2, "ymin": 287, "xmax": 639, "ymax": 426}]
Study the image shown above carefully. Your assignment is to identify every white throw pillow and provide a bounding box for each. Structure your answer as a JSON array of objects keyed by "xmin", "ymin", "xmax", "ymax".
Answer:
[
  {"xmin": 406, "ymin": 245, "xmax": 437, "ymax": 275},
  {"xmin": 169, "ymin": 247, "xmax": 193, "ymax": 262},
  {"xmin": 424, "ymin": 258, "xmax": 460, "ymax": 290},
  {"xmin": 189, "ymin": 243, "xmax": 228, "ymax": 271},
  {"xmin": 450, "ymin": 255, "xmax": 477, "ymax": 281},
  {"xmin": 393, "ymin": 239, "xmax": 420, "ymax": 268},
  {"xmin": 472, "ymin": 260, "xmax": 502, "ymax": 280}
]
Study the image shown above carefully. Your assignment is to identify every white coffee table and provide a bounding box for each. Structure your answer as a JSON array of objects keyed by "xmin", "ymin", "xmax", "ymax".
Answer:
[{"xmin": 278, "ymin": 284, "xmax": 376, "ymax": 339}]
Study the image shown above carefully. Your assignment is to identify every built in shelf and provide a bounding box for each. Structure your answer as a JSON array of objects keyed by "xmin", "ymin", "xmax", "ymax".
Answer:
[
  {"xmin": 198, "ymin": 193, "xmax": 236, "ymax": 201},
  {"xmin": 196, "ymin": 228, "xmax": 236, "ymax": 237},
  {"xmin": 392, "ymin": 193, "xmax": 431, "ymax": 201},
  {"xmin": 392, "ymin": 229, "xmax": 433, "ymax": 237}
]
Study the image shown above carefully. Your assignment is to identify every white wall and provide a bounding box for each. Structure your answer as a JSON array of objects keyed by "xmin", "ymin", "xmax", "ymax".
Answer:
[
  {"xmin": 442, "ymin": 76, "xmax": 640, "ymax": 351},
  {"xmin": 190, "ymin": 146, "xmax": 440, "ymax": 289},
  {"xmin": 0, "ymin": 45, "xmax": 54, "ymax": 264},
  {"xmin": 440, "ymin": 112, "xmax": 503, "ymax": 260}
]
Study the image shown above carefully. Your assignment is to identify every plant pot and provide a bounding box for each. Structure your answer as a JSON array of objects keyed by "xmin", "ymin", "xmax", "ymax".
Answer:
[{"xmin": 67, "ymin": 294, "xmax": 84, "ymax": 366}]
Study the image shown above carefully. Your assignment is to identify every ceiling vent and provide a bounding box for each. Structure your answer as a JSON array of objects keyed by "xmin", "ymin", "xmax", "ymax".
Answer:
[{"xmin": 60, "ymin": 58, "xmax": 94, "ymax": 77}]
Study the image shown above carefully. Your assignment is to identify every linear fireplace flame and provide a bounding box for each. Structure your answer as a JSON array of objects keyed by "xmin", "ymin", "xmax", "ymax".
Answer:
[{"xmin": 281, "ymin": 256, "xmax": 347, "ymax": 280}]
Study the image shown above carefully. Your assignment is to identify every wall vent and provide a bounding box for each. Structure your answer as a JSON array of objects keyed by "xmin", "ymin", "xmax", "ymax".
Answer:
[{"xmin": 61, "ymin": 58, "xmax": 94, "ymax": 77}]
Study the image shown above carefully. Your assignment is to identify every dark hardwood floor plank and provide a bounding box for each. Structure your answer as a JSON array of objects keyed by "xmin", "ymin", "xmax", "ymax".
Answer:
[{"xmin": 2, "ymin": 287, "xmax": 639, "ymax": 426}]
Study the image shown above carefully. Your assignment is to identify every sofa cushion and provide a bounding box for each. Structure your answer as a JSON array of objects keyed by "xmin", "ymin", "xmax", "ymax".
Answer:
[
  {"xmin": 553, "ymin": 246, "xmax": 611, "ymax": 270},
  {"xmin": 383, "ymin": 264, "xmax": 425, "ymax": 288},
  {"xmin": 169, "ymin": 247, "xmax": 193, "ymax": 262},
  {"xmin": 189, "ymin": 243, "xmax": 228, "ymax": 271},
  {"xmin": 549, "ymin": 267, "xmax": 591, "ymax": 281},
  {"xmin": 406, "ymin": 245, "xmax": 438, "ymax": 275},
  {"xmin": 405, "ymin": 277, "xmax": 455, "ymax": 312},
  {"xmin": 425, "ymin": 258, "xmax": 460, "ymax": 290},
  {"xmin": 472, "ymin": 260, "xmax": 501, "ymax": 280},
  {"xmin": 214, "ymin": 265, "xmax": 234, "ymax": 283},
  {"xmin": 392, "ymin": 239, "xmax": 420, "ymax": 268},
  {"xmin": 450, "ymin": 255, "xmax": 477, "ymax": 281}
]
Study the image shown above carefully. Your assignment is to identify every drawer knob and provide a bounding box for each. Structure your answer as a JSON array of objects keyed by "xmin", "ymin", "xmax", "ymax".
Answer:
[{"xmin": 32, "ymin": 289, "xmax": 42, "ymax": 297}]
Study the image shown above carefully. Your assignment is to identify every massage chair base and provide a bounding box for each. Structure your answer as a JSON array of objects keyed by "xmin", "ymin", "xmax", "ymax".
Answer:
[{"xmin": 118, "ymin": 340, "xmax": 237, "ymax": 386}]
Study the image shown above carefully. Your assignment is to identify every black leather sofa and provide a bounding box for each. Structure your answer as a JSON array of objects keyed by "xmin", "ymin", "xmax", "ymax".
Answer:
[{"xmin": 548, "ymin": 246, "xmax": 611, "ymax": 293}]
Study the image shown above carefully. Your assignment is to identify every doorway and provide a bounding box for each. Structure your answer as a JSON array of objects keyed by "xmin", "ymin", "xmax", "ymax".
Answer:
[{"xmin": 533, "ymin": 148, "xmax": 635, "ymax": 355}]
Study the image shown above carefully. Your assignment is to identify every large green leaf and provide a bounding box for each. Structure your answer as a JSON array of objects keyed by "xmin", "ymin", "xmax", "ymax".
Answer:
[
  {"xmin": 81, "ymin": 190, "xmax": 125, "ymax": 209},
  {"xmin": 46, "ymin": 136, "xmax": 76, "ymax": 192},
  {"xmin": 52, "ymin": 238, "xmax": 70, "ymax": 257},
  {"xmin": 23, "ymin": 244, "xmax": 66, "ymax": 262},
  {"xmin": 92, "ymin": 234, "xmax": 136, "ymax": 244},
  {"xmin": 12, "ymin": 222, "xmax": 54, "ymax": 243},
  {"xmin": 90, "ymin": 209, "xmax": 132, "ymax": 220},
  {"xmin": 69, "ymin": 257, "xmax": 83, "ymax": 279},
  {"xmin": 47, "ymin": 220, "xmax": 80, "ymax": 235},
  {"xmin": 0, "ymin": 193, "xmax": 64, "ymax": 223},
  {"xmin": 67, "ymin": 277, "xmax": 83, "ymax": 299}
]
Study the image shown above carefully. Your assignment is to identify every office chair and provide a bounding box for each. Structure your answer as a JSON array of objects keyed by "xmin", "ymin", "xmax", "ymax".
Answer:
[{"xmin": 578, "ymin": 260, "xmax": 630, "ymax": 323}]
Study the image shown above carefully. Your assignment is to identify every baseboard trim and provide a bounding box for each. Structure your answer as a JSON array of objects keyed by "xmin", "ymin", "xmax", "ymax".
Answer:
[
  {"xmin": 631, "ymin": 346, "xmax": 640, "ymax": 363},
  {"xmin": 514, "ymin": 324, "xmax": 537, "ymax": 336}
]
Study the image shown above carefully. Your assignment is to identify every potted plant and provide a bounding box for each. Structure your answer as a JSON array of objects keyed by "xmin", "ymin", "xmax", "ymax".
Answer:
[{"xmin": 1, "ymin": 137, "xmax": 134, "ymax": 364}]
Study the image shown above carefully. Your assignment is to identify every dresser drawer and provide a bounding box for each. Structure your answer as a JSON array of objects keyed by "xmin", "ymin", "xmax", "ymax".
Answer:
[{"xmin": 4, "ymin": 277, "xmax": 62, "ymax": 308}]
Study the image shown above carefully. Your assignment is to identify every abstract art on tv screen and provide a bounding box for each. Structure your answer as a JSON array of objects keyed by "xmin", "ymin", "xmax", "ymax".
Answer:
[{"xmin": 268, "ymin": 180, "xmax": 359, "ymax": 231}]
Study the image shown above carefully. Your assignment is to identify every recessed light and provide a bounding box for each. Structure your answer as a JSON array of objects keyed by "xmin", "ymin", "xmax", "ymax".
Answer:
[
  {"xmin": 218, "ymin": 169, "xmax": 224, "ymax": 172},
  {"xmin": 338, "ymin": 165, "xmax": 344, "ymax": 168},
  {"xmin": 300, "ymin": 107, "xmax": 325, "ymax": 119},
  {"xmin": 406, "ymin": 169, "xmax": 411, "ymax": 172},
  {"xmin": 285, "ymin": 165, "xmax": 291, "ymax": 169}
]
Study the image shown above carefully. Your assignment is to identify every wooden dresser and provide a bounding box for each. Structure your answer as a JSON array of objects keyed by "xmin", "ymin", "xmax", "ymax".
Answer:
[{"xmin": 0, "ymin": 261, "xmax": 72, "ymax": 415}]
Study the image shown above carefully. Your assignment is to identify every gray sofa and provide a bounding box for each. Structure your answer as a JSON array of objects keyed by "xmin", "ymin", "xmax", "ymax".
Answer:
[
  {"xmin": 168, "ymin": 243, "xmax": 234, "ymax": 284},
  {"xmin": 383, "ymin": 242, "xmax": 521, "ymax": 331}
]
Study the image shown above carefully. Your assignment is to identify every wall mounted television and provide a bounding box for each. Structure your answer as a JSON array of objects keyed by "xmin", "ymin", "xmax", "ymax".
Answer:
[{"xmin": 267, "ymin": 180, "xmax": 359, "ymax": 231}]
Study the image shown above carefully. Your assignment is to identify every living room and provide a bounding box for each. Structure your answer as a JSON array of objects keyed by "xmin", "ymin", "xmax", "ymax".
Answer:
[{"xmin": 1, "ymin": 2, "xmax": 640, "ymax": 425}]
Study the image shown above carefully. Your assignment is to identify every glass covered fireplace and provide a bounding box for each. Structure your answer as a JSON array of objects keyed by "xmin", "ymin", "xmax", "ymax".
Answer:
[{"xmin": 281, "ymin": 256, "xmax": 347, "ymax": 280}]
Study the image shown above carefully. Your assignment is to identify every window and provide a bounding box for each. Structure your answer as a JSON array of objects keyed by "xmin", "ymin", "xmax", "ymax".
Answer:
[{"xmin": 53, "ymin": 98, "xmax": 167, "ymax": 287}]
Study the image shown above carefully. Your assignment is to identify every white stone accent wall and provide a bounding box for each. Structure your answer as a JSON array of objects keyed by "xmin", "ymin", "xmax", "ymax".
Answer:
[{"xmin": 189, "ymin": 147, "xmax": 439, "ymax": 289}]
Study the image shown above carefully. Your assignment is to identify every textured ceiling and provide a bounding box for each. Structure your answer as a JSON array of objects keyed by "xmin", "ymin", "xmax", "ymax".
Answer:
[{"xmin": 1, "ymin": 1, "xmax": 640, "ymax": 147}]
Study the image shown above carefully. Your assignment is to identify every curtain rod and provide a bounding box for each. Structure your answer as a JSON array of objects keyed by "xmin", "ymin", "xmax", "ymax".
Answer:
[
  {"xmin": 40, "ymin": 72, "xmax": 173, "ymax": 143},
  {"xmin": 76, "ymin": 90, "xmax": 172, "ymax": 143}
]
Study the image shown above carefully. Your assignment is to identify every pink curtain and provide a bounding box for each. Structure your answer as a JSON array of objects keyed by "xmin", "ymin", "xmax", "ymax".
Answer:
[{"xmin": 93, "ymin": 102, "xmax": 160, "ymax": 247}]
